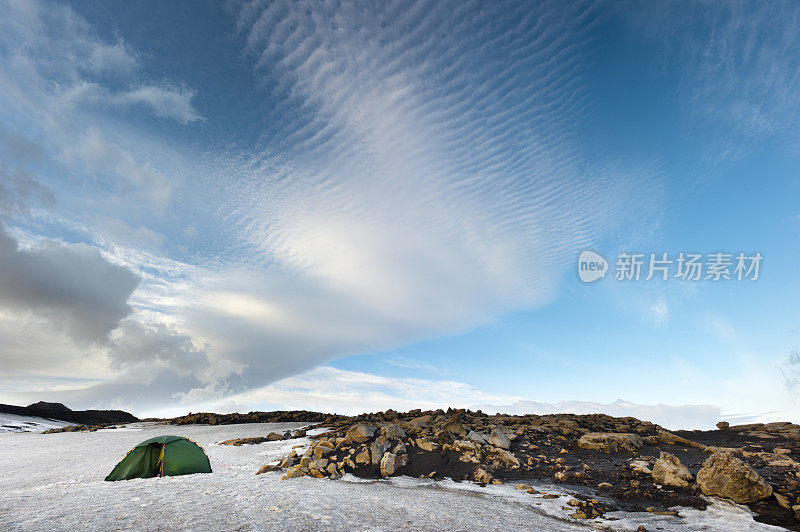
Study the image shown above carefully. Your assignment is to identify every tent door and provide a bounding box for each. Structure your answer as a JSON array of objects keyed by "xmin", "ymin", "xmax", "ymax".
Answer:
[{"xmin": 155, "ymin": 443, "xmax": 166, "ymax": 477}]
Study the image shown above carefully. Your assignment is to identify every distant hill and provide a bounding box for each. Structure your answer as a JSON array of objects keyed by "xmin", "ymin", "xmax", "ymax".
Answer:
[{"xmin": 0, "ymin": 402, "xmax": 138, "ymax": 426}]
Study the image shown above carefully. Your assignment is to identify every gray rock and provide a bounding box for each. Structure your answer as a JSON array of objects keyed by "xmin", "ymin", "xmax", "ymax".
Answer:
[{"xmin": 488, "ymin": 427, "xmax": 511, "ymax": 450}]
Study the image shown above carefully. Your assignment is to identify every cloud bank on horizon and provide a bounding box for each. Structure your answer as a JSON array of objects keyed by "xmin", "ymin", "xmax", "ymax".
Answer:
[{"xmin": 0, "ymin": 0, "xmax": 798, "ymax": 426}]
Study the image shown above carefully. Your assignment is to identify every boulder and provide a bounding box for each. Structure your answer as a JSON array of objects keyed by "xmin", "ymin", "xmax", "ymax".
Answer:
[
  {"xmin": 352, "ymin": 447, "xmax": 369, "ymax": 464},
  {"xmin": 370, "ymin": 436, "xmax": 391, "ymax": 465},
  {"xmin": 488, "ymin": 427, "xmax": 511, "ymax": 450},
  {"xmin": 380, "ymin": 423, "xmax": 406, "ymax": 441},
  {"xmin": 380, "ymin": 452, "xmax": 406, "ymax": 477},
  {"xmin": 441, "ymin": 417, "xmax": 467, "ymax": 436},
  {"xmin": 696, "ymin": 451, "xmax": 773, "ymax": 503},
  {"xmin": 345, "ymin": 423, "xmax": 376, "ymax": 443},
  {"xmin": 716, "ymin": 421, "xmax": 729, "ymax": 430},
  {"xmin": 465, "ymin": 430, "xmax": 488, "ymax": 444},
  {"xmin": 578, "ymin": 433, "xmax": 643, "ymax": 453},
  {"xmin": 652, "ymin": 452, "xmax": 692, "ymax": 488}
]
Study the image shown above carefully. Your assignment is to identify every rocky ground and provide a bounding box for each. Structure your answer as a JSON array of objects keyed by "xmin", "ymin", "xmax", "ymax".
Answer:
[{"xmin": 249, "ymin": 410, "xmax": 800, "ymax": 530}]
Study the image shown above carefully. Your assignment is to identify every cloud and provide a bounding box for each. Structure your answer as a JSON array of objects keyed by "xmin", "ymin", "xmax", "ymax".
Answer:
[
  {"xmin": 634, "ymin": 1, "xmax": 800, "ymax": 142},
  {"xmin": 62, "ymin": 129, "xmax": 173, "ymax": 208},
  {"xmin": 0, "ymin": 221, "xmax": 140, "ymax": 342},
  {"xmin": 0, "ymin": 0, "xmax": 200, "ymax": 126},
  {"xmin": 168, "ymin": 365, "xmax": 522, "ymax": 418},
  {"xmin": 111, "ymin": 86, "xmax": 201, "ymax": 124},
  {"xmin": 647, "ymin": 297, "xmax": 670, "ymax": 325},
  {"xmin": 784, "ymin": 349, "xmax": 800, "ymax": 391},
  {"xmin": 0, "ymin": 168, "xmax": 54, "ymax": 217},
  {"xmin": 193, "ymin": 0, "xmax": 663, "ymax": 386},
  {"xmin": 475, "ymin": 399, "xmax": 721, "ymax": 431}
]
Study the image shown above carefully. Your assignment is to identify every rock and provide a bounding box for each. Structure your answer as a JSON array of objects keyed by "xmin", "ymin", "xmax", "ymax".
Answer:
[
  {"xmin": 405, "ymin": 415, "xmax": 434, "ymax": 430},
  {"xmin": 774, "ymin": 492, "xmax": 790, "ymax": 510},
  {"xmin": 279, "ymin": 455, "xmax": 296, "ymax": 468},
  {"xmin": 312, "ymin": 445, "xmax": 333, "ymax": 459},
  {"xmin": 452, "ymin": 440, "xmax": 478, "ymax": 452},
  {"xmin": 554, "ymin": 471, "xmax": 567, "ymax": 482},
  {"xmin": 370, "ymin": 436, "xmax": 391, "ymax": 465},
  {"xmin": 643, "ymin": 430, "xmax": 706, "ymax": 450},
  {"xmin": 597, "ymin": 482, "xmax": 612, "ymax": 490},
  {"xmin": 345, "ymin": 423, "xmax": 376, "ymax": 443},
  {"xmin": 266, "ymin": 432, "xmax": 284, "ymax": 441},
  {"xmin": 488, "ymin": 427, "xmax": 511, "ymax": 450},
  {"xmin": 794, "ymin": 504, "xmax": 800, "ymax": 522},
  {"xmin": 696, "ymin": 451, "xmax": 773, "ymax": 503},
  {"xmin": 282, "ymin": 465, "xmax": 305, "ymax": 479},
  {"xmin": 630, "ymin": 460, "xmax": 653, "ymax": 474},
  {"xmin": 577, "ymin": 432, "xmax": 643, "ymax": 453},
  {"xmin": 441, "ymin": 417, "xmax": 467, "ymax": 436},
  {"xmin": 416, "ymin": 438, "xmax": 439, "ymax": 452},
  {"xmin": 256, "ymin": 464, "xmax": 282, "ymax": 474},
  {"xmin": 716, "ymin": 421, "xmax": 729, "ymax": 430},
  {"xmin": 354, "ymin": 448, "xmax": 370, "ymax": 464},
  {"xmin": 380, "ymin": 452, "xmax": 399, "ymax": 476},
  {"xmin": 465, "ymin": 430, "xmax": 488, "ymax": 444},
  {"xmin": 487, "ymin": 448, "xmax": 520, "ymax": 468},
  {"xmin": 380, "ymin": 423, "xmax": 406, "ymax": 441},
  {"xmin": 652, "ymin": 452, "xmax": 692, "ymax": 488},
  {"xmin": 473, "ymin": 467, "xmax": 493, "ymax": 483}
]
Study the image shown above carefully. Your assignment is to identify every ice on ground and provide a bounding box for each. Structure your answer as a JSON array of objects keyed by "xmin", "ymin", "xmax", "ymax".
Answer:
[
  {"xmin": 0, "ymin": 422, "xmax": 784, "ymax": 531},
  {"xmin": 0, "ymin": 412, "xmax": 72, "ymax": 433}
]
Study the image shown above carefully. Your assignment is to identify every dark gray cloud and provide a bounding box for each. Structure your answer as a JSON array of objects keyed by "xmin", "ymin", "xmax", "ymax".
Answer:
[
  {"xmin": 108, "ymin": 320, "xmax": 210, "ymax": 373},
  {"xmin": 0, "ymin": 222, "xmax": 139, "ymax": 342}
]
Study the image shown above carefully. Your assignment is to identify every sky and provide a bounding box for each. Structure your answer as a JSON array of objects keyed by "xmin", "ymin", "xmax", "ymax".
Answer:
[{"xmin": 0, "ymin": 0, "xmax": 798, "ymax": 429}]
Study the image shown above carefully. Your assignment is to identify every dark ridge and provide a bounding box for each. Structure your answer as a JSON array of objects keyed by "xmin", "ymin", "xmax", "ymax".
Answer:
[{"xmin": 0, "ymin": 402, "xmax": 138, "ymax": 426}]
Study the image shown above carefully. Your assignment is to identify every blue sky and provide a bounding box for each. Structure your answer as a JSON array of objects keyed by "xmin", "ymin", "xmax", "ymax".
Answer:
[{"xmin": 0, "ymin": 0, "xmax": 798, "ymax": 428}]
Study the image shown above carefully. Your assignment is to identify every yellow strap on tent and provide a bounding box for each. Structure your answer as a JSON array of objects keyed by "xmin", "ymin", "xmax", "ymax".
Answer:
[{"xmin": 156, "ymin": 443, "xmax": 165, "ymax": 476}]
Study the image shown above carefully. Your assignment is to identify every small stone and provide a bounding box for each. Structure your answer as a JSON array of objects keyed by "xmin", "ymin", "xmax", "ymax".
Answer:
[
  {"xmin": 597, "ymin": 482, "xmax": 612, "ymax": 490},
  {"xmin": 416, "ymin": 438, "xmax": 439, "ymax": 452},
  {"xmin": 774, "ymin": 492, "xmax": 790, "ymax": 510},
  {"xmin": 256, "ymin": 464, "xmax": 281, "ymax": 474}
]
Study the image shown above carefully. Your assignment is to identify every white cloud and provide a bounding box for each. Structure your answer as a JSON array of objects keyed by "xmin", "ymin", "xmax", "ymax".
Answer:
[
  {"xmin": 175, "ymin": 365, "xmax": 523, "ymax": 417},
  {"xmin": 62, "ymin": 129, "xmax": 173, "ymax": 208},
  {"xmin": 648, "ymin": 297, "xmax": 670, "ymax": 325},
  {"xmin": 475, "ymin": 399, "xmax": 721, "ymax": 431}
]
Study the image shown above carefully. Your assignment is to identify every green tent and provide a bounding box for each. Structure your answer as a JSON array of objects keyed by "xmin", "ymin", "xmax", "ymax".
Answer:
[{"xmin": 105, "ymin": 435, "xmax": 212, "ymax": 481}]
